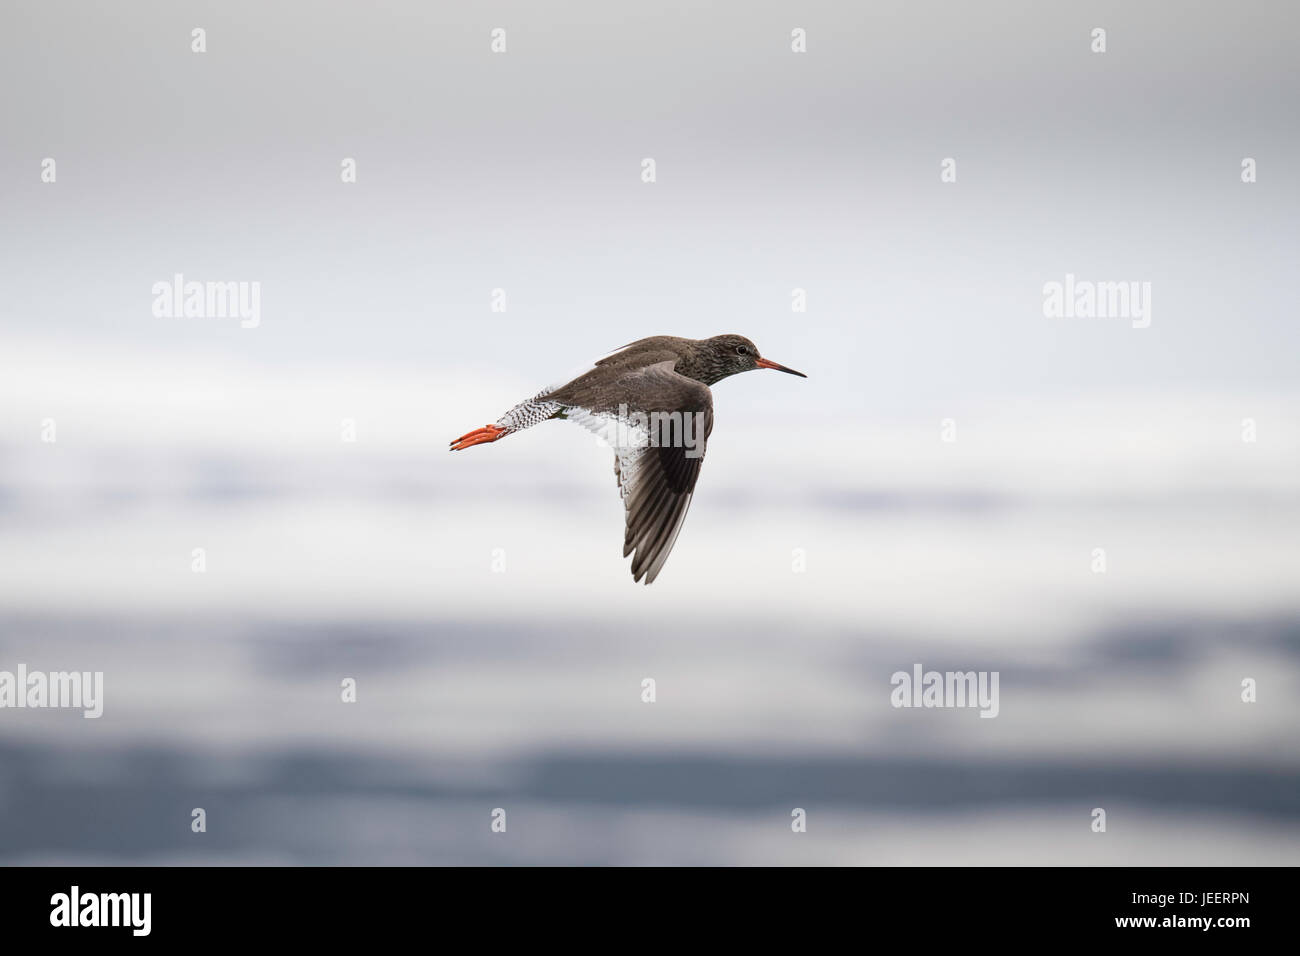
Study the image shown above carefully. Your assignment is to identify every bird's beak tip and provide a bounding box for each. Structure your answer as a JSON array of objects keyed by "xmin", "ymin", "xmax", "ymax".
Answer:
[{"xmin": 756, "ymin": 357, "xmax": 807, "ymax": 378}]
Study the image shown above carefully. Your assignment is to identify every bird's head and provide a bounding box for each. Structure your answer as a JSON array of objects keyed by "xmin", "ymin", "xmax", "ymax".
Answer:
[{"xmin": 696, "ymin": 334, "xmax": 807, "ymax": 385}]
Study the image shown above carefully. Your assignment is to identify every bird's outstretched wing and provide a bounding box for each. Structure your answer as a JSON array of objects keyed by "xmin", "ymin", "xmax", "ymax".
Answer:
[{"xmin": 545, "ymin": 361, "xmax": 713, "ymax": 584}]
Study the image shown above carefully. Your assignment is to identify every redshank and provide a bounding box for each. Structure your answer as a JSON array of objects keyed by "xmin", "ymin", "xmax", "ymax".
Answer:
[{"xmin": 450, "ymin": 334, "xmax": 806, "ymax": 584}]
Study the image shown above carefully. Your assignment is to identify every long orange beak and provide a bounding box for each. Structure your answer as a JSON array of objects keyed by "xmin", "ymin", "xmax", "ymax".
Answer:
[{"xmin": 755, "ymin": 357, "xmax": 807, "ymax": 378}]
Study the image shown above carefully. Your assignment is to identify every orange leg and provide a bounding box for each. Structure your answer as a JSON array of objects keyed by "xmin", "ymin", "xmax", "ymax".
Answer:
[{"xmin": 449, "ymin": 424, "xmax": 507, "ymax": 451}]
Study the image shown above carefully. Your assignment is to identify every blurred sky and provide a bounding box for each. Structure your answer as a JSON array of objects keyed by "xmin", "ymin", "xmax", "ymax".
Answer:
[{"xmin": 1, "ymin": 0, "xmax": 1298, "ymax": 865}]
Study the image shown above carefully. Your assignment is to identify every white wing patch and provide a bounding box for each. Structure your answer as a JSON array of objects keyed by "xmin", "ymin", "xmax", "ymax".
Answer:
[{"xmin": 563, "ymin": 405, "xmax": 651, "ymax": 458}]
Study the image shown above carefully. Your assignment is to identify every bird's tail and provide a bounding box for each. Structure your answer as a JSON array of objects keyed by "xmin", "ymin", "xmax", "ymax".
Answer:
[{"xmin": 449, "ymin": 392, "xmax": 564, "ymax": 451}]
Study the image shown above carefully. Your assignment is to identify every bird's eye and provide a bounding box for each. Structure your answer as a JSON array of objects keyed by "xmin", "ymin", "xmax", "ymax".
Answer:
[{"xmin": 735, "ymin": 345, "xmax": 748, "ymax": 355}]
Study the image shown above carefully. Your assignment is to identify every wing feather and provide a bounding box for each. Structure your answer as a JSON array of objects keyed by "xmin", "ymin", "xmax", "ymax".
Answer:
[{"xmin": 556, "ymin": 361, "xmax": 712, "ymax": 584}]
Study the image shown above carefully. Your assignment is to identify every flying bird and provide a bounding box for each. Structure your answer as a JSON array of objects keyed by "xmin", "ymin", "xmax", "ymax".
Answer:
[{"xmin": 450, "ymin": 334, "xmax": 806, "ymax": 584}]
